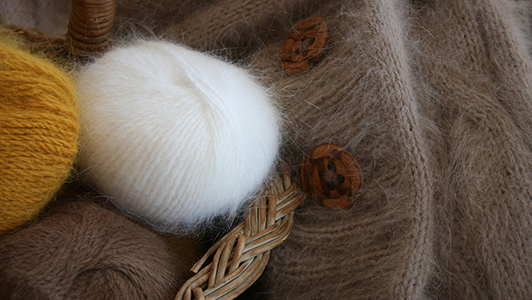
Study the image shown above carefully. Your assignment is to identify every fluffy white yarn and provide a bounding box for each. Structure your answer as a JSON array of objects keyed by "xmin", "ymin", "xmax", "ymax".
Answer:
[{"xmin": 76, "ymin": 40, "xmax": 280, "ymax": 232}]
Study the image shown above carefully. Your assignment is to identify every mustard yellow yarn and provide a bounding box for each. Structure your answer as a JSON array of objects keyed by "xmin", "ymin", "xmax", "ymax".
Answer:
[{"xmin": 0, "ymin": 39, "xmax": 79, "ymax": 235}]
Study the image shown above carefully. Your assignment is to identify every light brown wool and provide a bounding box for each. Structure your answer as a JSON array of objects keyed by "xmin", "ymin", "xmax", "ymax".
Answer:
[
  {"xmin": 0, "ymin": 0, "xmax": 71, "ymax": 35},
  {"xmin": 0, "ymin": 197, "xmax": 188, "ymax": 300},
  {"xmin": 3, "ymin": 0, "xmax": 532, "ymax": 299},
  {"xmin": 155, "ymin": 0, "xmax": 532, "ymax": 299}
]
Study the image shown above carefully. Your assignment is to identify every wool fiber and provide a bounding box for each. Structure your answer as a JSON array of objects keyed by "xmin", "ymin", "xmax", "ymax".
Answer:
[
  {"xmin": 76, "ymin": 40, "xmax": 280, "ymax": 233},
  {"xmin": 0, "ymin": 38, "xmax": 79, "ymax": 235},
  {"xmin": 0, "ymin": 198, "xmax": 186, "ymax": 300}
]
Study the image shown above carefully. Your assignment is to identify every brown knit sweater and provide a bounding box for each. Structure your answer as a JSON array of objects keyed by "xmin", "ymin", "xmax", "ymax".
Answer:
[{"xmin": 3, "ymin": 0, "xmax": 532, "ymax": 299}]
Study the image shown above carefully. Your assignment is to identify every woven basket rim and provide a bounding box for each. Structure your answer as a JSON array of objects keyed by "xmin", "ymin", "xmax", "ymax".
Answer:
[{"xmin": 175, "ymin": 166, "xmax": 306, "ymax": 300}]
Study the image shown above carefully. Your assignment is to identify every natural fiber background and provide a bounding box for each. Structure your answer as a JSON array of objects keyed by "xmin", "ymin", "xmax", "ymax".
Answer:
[
  {"xmin": 0, "ymin": 194, "xmax": 191, "ymax": 300},
  {"xmin": 2, "ymin": 0, "xmax": 532, "ymax": 299}
]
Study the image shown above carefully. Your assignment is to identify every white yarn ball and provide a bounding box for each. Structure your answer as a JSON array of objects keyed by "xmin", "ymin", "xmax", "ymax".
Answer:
[{"xmin": 76, "ymin": 40, "xmax": 280, "ymax": 232}]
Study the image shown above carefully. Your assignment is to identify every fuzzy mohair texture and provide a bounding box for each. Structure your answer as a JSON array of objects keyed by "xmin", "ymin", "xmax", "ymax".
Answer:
[
  {"xmin": 0, "ymin": 37, "xmax": 79, "ymax": 235},
  {"xmin": 4, "ymin": 0, "xmax": 532, "ymax": 299},
  {"xmin": 0, "ymin": 197, "xmax": 186, "ymax": 300},
  {"xmin": 152, "ymin": 0, "xmax": 532, "ymax": 299},
  {"xmin": 75, "ymin": 40, "xmax": 280, "ymax": 233}
]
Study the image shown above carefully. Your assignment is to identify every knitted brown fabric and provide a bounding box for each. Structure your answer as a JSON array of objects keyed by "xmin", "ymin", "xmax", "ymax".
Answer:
[
  {"xmin": 0, "ymin": 197, "xmax": 187, "ymax": 300},
  {"xmin": 3, "ymin": 0, "xmax": 532, "ymax": 299},
  {"xmin": 154, "ymin": 0, "xmax": 532, "ymax": 299}
]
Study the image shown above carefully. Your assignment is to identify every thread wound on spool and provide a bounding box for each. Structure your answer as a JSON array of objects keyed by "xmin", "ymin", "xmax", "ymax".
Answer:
[
  {"xmin": 0, "ymin": 40, "xmax": 79, "ymax": 235},
  {"xmin": 76, "ymin": 40, "xmax": 280, "ymax": 233}
]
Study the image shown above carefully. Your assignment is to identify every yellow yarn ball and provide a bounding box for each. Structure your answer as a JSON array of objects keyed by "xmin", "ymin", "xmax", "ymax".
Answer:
[{"xmin": 0, "ymin": 40, "xmax": 79, "ymax": 235}]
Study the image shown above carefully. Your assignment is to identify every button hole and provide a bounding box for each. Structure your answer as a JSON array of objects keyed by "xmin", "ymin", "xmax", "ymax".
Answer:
[{"xmin": 336, "ymin": 174, "xmax": 345, "ymax": 184}]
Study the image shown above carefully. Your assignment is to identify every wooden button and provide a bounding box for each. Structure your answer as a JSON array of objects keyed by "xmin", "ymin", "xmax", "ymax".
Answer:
[
  {"xmin": 280, "ymin": 17, "xmax": 329, "ymax": 76},
  {"xmin": 301, "ymin": 144, "xmax": 363, "ymax": 209}
]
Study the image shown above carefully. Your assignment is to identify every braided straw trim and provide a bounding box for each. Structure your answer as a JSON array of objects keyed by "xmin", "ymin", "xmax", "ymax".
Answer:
[{"xmin": 175, "ymin": 168, "xmax": 306, "ymax": 300}]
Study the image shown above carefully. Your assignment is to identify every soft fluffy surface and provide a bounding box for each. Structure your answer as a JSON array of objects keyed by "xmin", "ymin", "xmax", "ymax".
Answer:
[
  {"xmin": 0, "ymin": 38, "xmax": 79, "ymax": 235},
  {"xmin": 0, "ymin": 198, "xmax": 186, "ymax": 300},
  {"xmin": 4, "ymin": 0, "xmax": 532, "ymax": 299},
  {"xmin": 159, "ymin": 0, "xmax": 532, "ymax": 299},
  {"xmin": 76, "ymin": 40, "xmax": 280, "ymax": 233}
]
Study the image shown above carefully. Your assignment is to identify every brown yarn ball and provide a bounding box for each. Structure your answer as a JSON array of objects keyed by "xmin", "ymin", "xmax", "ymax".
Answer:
[{"xmin": 0, "ymin": 197, "xmax": 188, "ymax": 300}]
